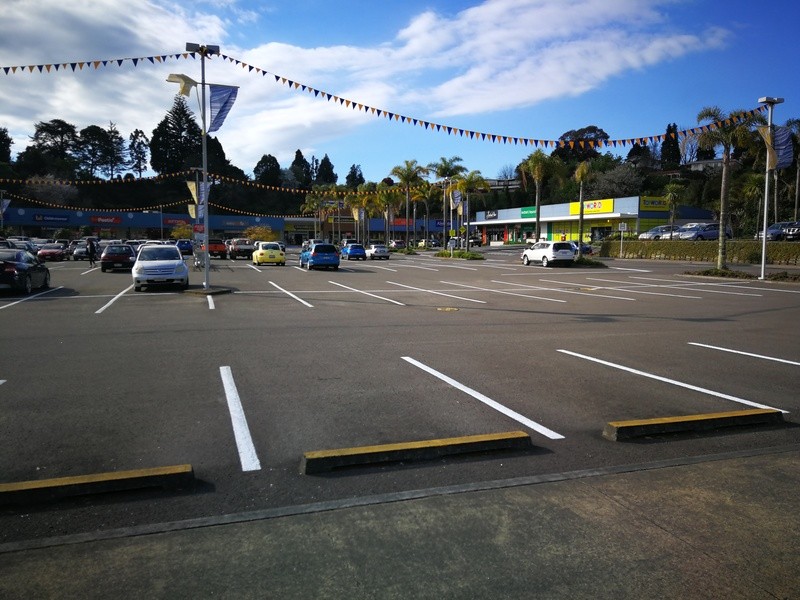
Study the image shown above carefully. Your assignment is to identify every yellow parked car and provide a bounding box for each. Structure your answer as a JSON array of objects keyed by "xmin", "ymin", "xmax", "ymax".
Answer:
[{"xmin": 252, "ymin": 241, "xmax": 285, "ymax": 266}]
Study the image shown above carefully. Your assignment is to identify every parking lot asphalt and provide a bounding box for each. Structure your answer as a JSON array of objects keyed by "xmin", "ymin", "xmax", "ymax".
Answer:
[
  {"xmin": 1, "ymin": 249, "xmax": 799, "ymax": 597},
  {"xmin": 1, "ymin": 445, "xmax": 798, "ymax": 599}
]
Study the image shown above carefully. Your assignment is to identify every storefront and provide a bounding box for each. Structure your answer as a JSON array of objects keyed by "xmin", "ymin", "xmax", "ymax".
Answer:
[{"xmin": 472, "ymin": 196, "xmax": 713, "ymax": 244}]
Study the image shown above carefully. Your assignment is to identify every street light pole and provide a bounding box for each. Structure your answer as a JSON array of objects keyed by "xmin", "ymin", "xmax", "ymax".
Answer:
[
  {"xmin": 185, "ymin": 42, "xmax": 219, "ymax": 290},
  {"xmin": 758, "ymin": 96, "xmax": 784, "ymax": 280},
  {"xmin": 160, "ymin": 204, "xmax": 163, "ymax": 241}
]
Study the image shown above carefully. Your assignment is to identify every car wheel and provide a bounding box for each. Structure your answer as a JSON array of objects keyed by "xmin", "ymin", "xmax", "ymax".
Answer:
[
  {"xmin": 307, "ymin": 262, "xmax": 312, "ymax": 270},
  {"xmin": 522, "ymin": 255, "xmax": 530, "ymax": 266},
  {"xmin": 101, "ymin": 265, "xmax": 107, "ymax": 272},
  {"xmin": 333, "ymin": 265, "xmax": 339, "ymax": 271},
  {"xmin": 23, "ymin": 275, "xmax": 32, "ymax": 295},
  {"xmin": 43, "ymin": 271, "xmax": 50, "ymax": 289},
  {"xmin": 369, "ymin": 256, "xmax": 374, "ymax": 260},
  {"xmin": 541, "ymin": 256, "xmax": 549, "ymax": 267},
  {"xmin": 134, "ymin": 284, "xmax": 142, "ymax": 292}
]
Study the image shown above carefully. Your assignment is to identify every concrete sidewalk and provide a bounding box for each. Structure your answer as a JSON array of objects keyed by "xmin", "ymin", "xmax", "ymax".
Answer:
[{"xmin": 2, "ymin": 447, "xmax": 798, "ymax": 599}]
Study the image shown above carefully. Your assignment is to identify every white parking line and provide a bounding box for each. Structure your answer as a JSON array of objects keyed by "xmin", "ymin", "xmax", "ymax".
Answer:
[
  {"xmin": 386, "ymin": 281, "xmax": 487, "ymax": 303},
  {"xmin": 370, "ymin": 264, "xmax": 398, "ymax": 272},
  {"xmin": 219, "ymin": 366, "xmax": 262, "ymax": 472},
  {"xmin": 402, "ymin": 357, "xmax": 565, "ymax": 440},
  {"xmin": 269, "ymin": 281, "xmax": 313, "ymax": 307},
  {"xmin": 207, "ymin": 295, "xmax": 215, "ymax": 310},
  {"xmin": 688, "ymin": 342, "xmax": 800, "ymax": 366},
  {"xmin": 95, "ymin": 285, "xmax": 134, "ymax": 313},
  {"xmin": 557, "ymin": 349, "xmax": 786, "ymax": 412},
  {"xmin": 629, "ymin": 276, "xmax": 761, "ymax": 297},
  {"xmin": 0, "ymin": 286, "xmax": 63, "ymax": 310},
  {"xmin": 444, "ymin": 280, "xmax": 566, "ymax": 303},
  {"xmin": 328, "ymin": 281, "xmax": 405, "ymax": 305},
  {"xmin": 584, "ymin": 277, "xmax": 702, "ymax": 299},
  {"xmin": 500, "ymin": 280, "xmax": 636, "ymax": 301}
]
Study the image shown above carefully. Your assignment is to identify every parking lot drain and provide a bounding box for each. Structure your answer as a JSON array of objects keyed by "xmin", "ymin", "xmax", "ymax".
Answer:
[
  {"xmin": 603, "ymin": 409, "xmax": 785, "ymax": 441},
  {"xmin": 301, "ymin": 431, "xmax": 532, "ymax": 474},
  {"xmin": 0, "ymin": 464, "xmax": 194, "ymax": 505}
]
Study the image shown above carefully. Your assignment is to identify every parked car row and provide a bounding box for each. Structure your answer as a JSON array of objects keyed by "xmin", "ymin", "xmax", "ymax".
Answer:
[
  {"xmin": 638, "ymin": 223, "xmax": 732, "ymax": 241},
  {"xmin": 754, "ymin": 221, "xmax": 800, "ymax": 242}
]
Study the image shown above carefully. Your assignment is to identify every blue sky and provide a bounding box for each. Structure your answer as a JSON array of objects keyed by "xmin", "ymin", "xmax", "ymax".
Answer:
[{"xmin": 1, "ymin": 0, "xmax": 797, "ymax": 185}]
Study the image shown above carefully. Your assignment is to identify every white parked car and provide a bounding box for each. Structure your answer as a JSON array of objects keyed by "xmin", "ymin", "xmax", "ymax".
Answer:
[
  {"xmin": 132, "ymin": 244, "xmax": 189, "ymax": 291},
  {"xmin": 365, "ymin": 244, "xmax": 390, "ymax": 260},
  {"xmin": 521, "ymin": 241, "xmax": 576, "ymax": 267}
]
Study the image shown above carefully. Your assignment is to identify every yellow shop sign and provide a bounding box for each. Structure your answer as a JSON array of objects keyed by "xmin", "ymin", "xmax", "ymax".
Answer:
[
  {"xmin": 639, "ymin": 196, "xmax": 669, "ymax": 211},
  {"xmin": 569, "ymin": 198, "xmax": 613, "ymax": 215}
]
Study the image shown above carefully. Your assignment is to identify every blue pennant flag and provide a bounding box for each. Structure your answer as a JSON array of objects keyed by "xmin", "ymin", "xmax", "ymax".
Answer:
[
  {"xmin": 774, "ymin": 126, "xmax": 794, "ymax": 170},
  {"xmin": 208, "ymin": 85, "xmax": 238, "ymax": 133}
]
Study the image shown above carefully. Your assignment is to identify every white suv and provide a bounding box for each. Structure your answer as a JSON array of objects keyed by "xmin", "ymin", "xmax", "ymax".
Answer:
[{"xmin": 521, "ymin": 241, "xmax": 576, "ymax": 267}]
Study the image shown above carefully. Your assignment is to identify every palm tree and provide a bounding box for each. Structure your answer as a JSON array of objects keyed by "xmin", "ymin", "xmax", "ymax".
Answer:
[
  {"xmin": 427, "ymin": 156, "xmax": 467, "ymax": 242},
  {"xmin": 574, "ymin": 161, "xmax": 592, "ymax": 251},
  {"xmin": 411, "ymin": 181, "xmax": 440, "ymax": 245},
  {"xmin": 662, "ymin": 182, "xmax": 685, "ymax": 239},
  {"xmin": 521, "ymin": 149, "xmax": 564, "ymax": 241},
  {"xmin": 696, "ymin": 106, "xmax": 763, "ymax": 269},
  {"xmin": 740, "ymin": 172, "xmax": 766, "ymax": 236},
  {"xmin": 453, "ymin": 170, "xmax": 490, "ymax": 249},
  {"xmin": 784, "ymin": 118, "xmax": 800, "ymax": 221},
  {"xmin": 390, "ymin": 160, "xmax": 429, "ymax": 245},
  {"xmin": 299, "ymin": 194, "xmax": 323, "ymax": 238}
]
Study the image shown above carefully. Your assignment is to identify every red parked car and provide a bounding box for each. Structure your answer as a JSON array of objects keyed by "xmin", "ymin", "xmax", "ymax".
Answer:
[
  {"xmin": 100, "ymin": 244, "xmax": 137, "ymax": 272},
  {"xmin": 37, "ymin": 243, "xmax": 68, "ymax": 261}
]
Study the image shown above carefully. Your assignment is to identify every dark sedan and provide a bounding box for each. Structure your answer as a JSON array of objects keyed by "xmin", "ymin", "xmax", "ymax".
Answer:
[
  {"xmin": 0, "ymin": 249, "xmax": 51, "ymax": 294},
  {"xmin": 100, "ymin": 244, "xmax": 137, "ymax": 272}
]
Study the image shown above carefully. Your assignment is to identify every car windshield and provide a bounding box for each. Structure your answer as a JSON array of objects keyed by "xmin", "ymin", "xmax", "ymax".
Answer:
[
  {"xmin": 350, "ymin": 245, "xmax": 364, "ymax": 250},
  {"xmin": 553, "ymin": 243, "xmax": 572, "ymax": 251},
  {"xmin": 138, "ymin": 247, "xmax": 181, "ymax": 261},
  {"xmin": 42, "ymin": 244, "xmax": 62, "ymax": 249},
  {"xmin": 263, "ymin": 243, "xmax": 279, "ymax": 250},
  {"xmin": 312, "ymin": 244, "xmax": 336, "ymax": 253}
]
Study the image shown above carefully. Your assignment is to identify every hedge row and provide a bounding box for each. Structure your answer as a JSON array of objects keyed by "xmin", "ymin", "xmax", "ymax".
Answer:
[{"xmin": 597, "ymin": 240, "xmax": 800, "ymax": 265}]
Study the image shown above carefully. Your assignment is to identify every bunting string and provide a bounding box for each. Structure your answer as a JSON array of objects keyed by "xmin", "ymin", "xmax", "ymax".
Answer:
[{"xmin": 0, "ymin": 50, "xmax": 769, "ymax": 151}]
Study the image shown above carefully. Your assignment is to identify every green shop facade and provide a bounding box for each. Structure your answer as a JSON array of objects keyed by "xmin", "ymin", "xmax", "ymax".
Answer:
[{"xmin": 472, "ymin": 196, "xmax": 714, "ymax": 245}]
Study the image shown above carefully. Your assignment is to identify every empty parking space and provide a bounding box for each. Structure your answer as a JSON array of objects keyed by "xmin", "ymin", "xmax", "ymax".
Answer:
[{"xmin": 1, "ymin": 254, "xmax": 798, "ymax": 543}]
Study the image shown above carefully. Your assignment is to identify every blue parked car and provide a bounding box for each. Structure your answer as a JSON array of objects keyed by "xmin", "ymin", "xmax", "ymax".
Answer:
[
  {"xmin": 175, "ymin": 239, "xmax": 194, "ymax": 255},
  {"xmin": 299, "ymin": 243, "xmax": 340, "ymax": 270},
  {"xmin": 341, "ymin": 243, "xmax": 366, "ymax": 261}
]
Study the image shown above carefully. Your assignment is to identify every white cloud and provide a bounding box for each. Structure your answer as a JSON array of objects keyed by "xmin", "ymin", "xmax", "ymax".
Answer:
[{"xmin": 0, "ymin": 0, "xmax": 730, "ymax": 177}]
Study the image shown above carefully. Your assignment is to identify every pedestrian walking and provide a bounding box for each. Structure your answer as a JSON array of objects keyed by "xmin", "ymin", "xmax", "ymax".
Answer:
[{"xmin": 87, "ymin": 240, "xmax": 97, "ymax": 267}]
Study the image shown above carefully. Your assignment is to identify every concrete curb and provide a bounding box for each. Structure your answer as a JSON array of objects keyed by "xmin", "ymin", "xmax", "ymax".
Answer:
[
  {"xmin": 0, "ymin": 464, "xmax": 194, "ymax": 506},
  {"xmin": 301, "ymin": 431, "xmax": 532, "ymax": 474},
  {"xmin": 603, "ymin": 409, "xmax": 784, "ymax": 441}
]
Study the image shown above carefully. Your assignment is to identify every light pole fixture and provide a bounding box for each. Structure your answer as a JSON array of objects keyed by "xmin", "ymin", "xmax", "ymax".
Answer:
[
  {"xmin": 171, "ymin": 42, "xmax": 220, "ymax": 290},
  {"xmin": 758, "ymin": 96, "xmax": 784, "ymax": 280}
]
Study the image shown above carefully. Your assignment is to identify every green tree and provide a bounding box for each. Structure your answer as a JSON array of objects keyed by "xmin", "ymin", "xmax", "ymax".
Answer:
[
  {"xmin": 0, "ymin": 127, "xmax": 12, "ymax": 163},
  {"xmin": 521, "ymin": 149, "xmax": 558, "ymax": 240},
  {"xmin": 550, "ymin": 126, "xmax": 608, "ymax": 164},
  {"xmin": 390, "ymin": 159, "xmax": 429, "ymax": 243},
  {"xmin": 149, "ymin": 96, "xmax": 202, "ymax": 174},
  {"xmin": 574, "ymin": 160, "xmax": 592, "ymax": 250},
  {"xmin": 662, "ymin": 182, "xmax": 685, "ymax": 238},
  {"xmin": 427, "ymin": 156, "xmax": 466, "ymax": 238},
  {"xmin": 290, "ymin": 149, "xmax": 312, "ymax": 188},
  {"xmin": 128, "ymin": 129, "xmax": 150, "ymax": 178},
  {"xmin": 411, "ymin": 181, "xmax": 440, "ymax": 242},
  {"xmin": 453, "ymin": 170, "xmax": 490, "ymax": 249},
  {"xmin": 30, "ymin": 118, "xmax": 78, "ymax": 177},
  {"xmin": 315, "ymin": 154, "xmax": 337, "ymax": 185},
  {"xmin": 345, "ymin": 164, "xmax": 365, "ymax": 189},
  {"xmin": 254, "ymin": 154, "xmax": 282, "ymax": 186},
  {"xmin": 661, "ymin": 123, "xmax": 681, "ymax": 170},
  {"xmin": 696, "ymin": 106, "xmax": 763, "ymax": 269},
  {"xmin": 75, "ymin": 125, "xmax": 109, "ymax": 177},
  {"xmin": 101, "ymin": 122, "xmax": 129, "ymax": 179}
]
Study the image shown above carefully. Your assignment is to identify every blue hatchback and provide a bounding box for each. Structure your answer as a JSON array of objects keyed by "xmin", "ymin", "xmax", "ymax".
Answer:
[
  {"xmin": 299, "ymin": 243, "xmax": 340, "ymax": 270},
  {"xmin": 342, "ymin": 243, "xmax": 366, "ymax": 261}
]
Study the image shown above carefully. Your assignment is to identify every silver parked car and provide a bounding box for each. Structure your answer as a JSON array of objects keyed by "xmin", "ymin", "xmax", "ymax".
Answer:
[{"xmin": 638, "ymin": 225, "xmax": 681, "ymax": 240}]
